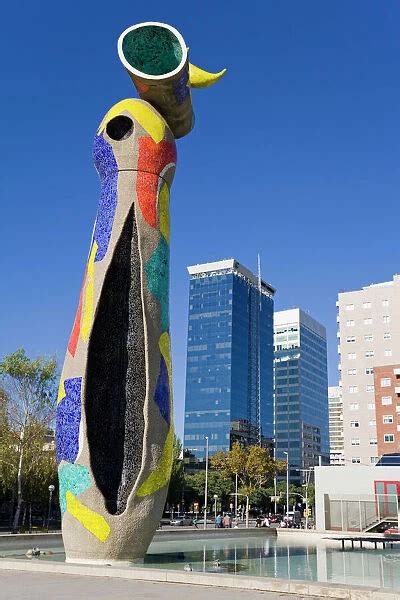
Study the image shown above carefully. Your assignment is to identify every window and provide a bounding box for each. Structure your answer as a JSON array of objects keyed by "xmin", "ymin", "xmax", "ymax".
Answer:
[
  {"xmin": 364, "ymin": 334, "xmax": 373, "ymax": 342},
  {"xmin": 365, "ymin": 367, "xmax": 374, "ymax": 375},
  {"xmin": 368, "ymin": 403, "xmax": 375, "ymax": 410},
  {"xmin": 352, "ymin": 457, "xmax": 361, "ymax": 463},
  {"xmin": 397, "ymin": 425, "xmax": 400, "ymax": 432},
  {"xmin": 365, "ymin": 350, "xmax": 374, "ymax": 358},
  {"xmin": 382, "ymin": 299, "xmax": 389, "ymax": 307},
  {"xmin": 350, "ymin": 420, "xmax": 360, "ymax": 428},
  {"xmin": 363, "ymin": 301, "xmax": 371, "ymax": 309},
  {"xmin": 381, "ymin": 378, "xmax": 391, "ymax": 387},
  {"xmin": 385, "ymin": 349, "xmax": 392, "ymax": 357},
  {"xmin": 347, "ymin": 368, "xmax": 357, "ymax": 375},
  {"xmin": 351, "ymin": 438, "xmax": 360, "ymax": 446},
  {"xmin": 383, "ymin": 315, "xmax": 391, "ymax": 324},
  {"xmin": 346, "ymin": 336, "xmax": 356, "ymax": 343},
  {"xmin": 366, "ymin": 385, "xmax": 374, "ymax": 393},
  {"xmin": 383, "ymin": 415, "xmax": 394, "ymax": 424},
  {"xmin": 346, "ymin": 304, "xmax": 355, "ymax": 311},
  {"xmin": 384, "ymin": 332, "xmax": 391, "ymax": 340},
  {"xmin": 382, "ymin": 396, "xmax": 392, "ymax": 405},
  {"xmin": 348, "ymin": 353, "xmax": 356, "ymax": 360},
  {"xmin": 396, "ymin": 405, "xmax": 400, "ymax": 413},
  {"xmin": 384, "ymin": 434, "xmax": 394, "ymax": 443},
  {"xmin": 364, "ymin": 318, "xmax": 373, "ymax": 325},
  {"xmin": 370, "ymin": 456, "xmax": 379, "ymax": 464},
  {"xmin": 350, "ymin": 403, "xmax": 359, "ymax": 411},
  {"xmin": 346, "ymin": 320, "xmax": 355, "ymax": 327},
  {"xmin": 349, "ymin": 386, "xmax": 358, "ymax": 394},
  {"xmin": 369, "ymin": 439, "xmax": 377, "ymax": 446},
  {"xmin": 369, "ymin": 419, "xmax": 376, "ymax": 427}
]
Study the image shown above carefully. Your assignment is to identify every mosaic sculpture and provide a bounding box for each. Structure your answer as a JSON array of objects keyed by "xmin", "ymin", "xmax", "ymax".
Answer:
[{"xmin": 56, "ymin": 22, "xmax": 225, "ymax": 564}]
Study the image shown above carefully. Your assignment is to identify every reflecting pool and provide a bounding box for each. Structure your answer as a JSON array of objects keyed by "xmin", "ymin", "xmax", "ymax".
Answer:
[{"xmin": 5, "ymin": 534, "xmax": 400, "ymax": 591}]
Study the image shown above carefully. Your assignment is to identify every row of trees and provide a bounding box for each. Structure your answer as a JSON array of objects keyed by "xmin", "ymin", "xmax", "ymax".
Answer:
[{"xmin": 167, "ymin": 439, "xmax": 315, "ymax": 514}]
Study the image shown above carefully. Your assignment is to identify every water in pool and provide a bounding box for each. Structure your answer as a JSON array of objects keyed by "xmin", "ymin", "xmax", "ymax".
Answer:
[{"xmin": 4, "ymin": 534, "xmax": 400, "ymax": 590}]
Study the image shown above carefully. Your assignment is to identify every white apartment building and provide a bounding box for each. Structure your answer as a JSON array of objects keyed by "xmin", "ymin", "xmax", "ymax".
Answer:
[
  {"xmin": 337, "ymin": 274, "xmax": 400, "ymax": 467},
  {"xmin": 328, "ymin": 386, "xmax": 344, "ymax": 465}
]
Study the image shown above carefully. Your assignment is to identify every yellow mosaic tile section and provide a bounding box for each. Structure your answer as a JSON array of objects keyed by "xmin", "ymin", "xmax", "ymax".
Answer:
[
  {"xmin": 158, "ymin": 183, "xmax": 170, "ymax": 243},
  {"xmin": 66, "ymin": 491, "xmax": 110, "ymax": 542},
  {"xmin": 80, "ymin": 241, "xmax": 98, "ymax": 342},
  {"xmin": 57, "ymin": 379, "xmax": 66, "ymax": 405},
  {"xmin": 97, "ymin": 99, "xmax": 165, "ymax": 143},
  {"xmin": 136, "ymin": 425, "xmax": 174, "ymax": 497}
]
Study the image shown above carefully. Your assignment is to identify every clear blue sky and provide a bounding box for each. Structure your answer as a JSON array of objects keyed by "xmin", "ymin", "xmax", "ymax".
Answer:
[{"xmin": 1, "ymin": 1, "xmax": 399, "ymax": 440}]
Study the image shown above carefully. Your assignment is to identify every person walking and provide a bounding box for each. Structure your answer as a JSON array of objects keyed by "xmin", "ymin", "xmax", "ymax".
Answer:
[
  {"xmin": 215, "ymin": 514, "xmax": 222, "ymax": 528},
  {"xmin": 192, "ymin": 517, "xmax": 199, "ymax": 529}
]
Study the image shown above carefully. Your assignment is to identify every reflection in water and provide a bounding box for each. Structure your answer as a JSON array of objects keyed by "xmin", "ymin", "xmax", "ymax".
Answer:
[
  {"xmin": 142, "ymin": 535, "xmax": 400, "ymax": 589},
  {"xmin": 7, "ymin": 535, "xmax": 400, "ymax": 590}
]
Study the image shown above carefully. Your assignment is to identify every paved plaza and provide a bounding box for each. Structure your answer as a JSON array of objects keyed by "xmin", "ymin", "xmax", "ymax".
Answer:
[{"xmin": 0, "ymin": 571, "xmax": 324, "ymax": 600}]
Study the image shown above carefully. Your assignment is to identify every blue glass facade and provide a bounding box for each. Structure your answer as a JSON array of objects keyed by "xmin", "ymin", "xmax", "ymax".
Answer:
[
  {"xmin": 274, "ymin": 309, "xmax": 329, "ymax": 481},
  {"xmin": 184, "ymin": 260, "xmax": 275, "ymax": 462}
]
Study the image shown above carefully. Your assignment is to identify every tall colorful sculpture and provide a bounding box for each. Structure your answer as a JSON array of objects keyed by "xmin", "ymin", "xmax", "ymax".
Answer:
[{"xmin": 56, "ymin": 22, "xmax": 225, "ymax": 564}]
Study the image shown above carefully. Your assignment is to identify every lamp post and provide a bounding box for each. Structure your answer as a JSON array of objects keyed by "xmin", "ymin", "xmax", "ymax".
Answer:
[
  {"xmin": 300, "ymin": 467, "xmax": 314, "ymax": 530},
  {"xmin": 204, "ymin": 436, "xmax": 209, "ymax": 530},
  {"xmin": 283, "ymin": 451, "xmax": 289, "ymax": 522},
  {"xmin": 235, "ymin": 472, "xmax": 238, "ymax": 519},
  {"xmin": 213, "ymin": 494, "xmax": 218, "ymax": 522},
  {"xmin": 47, "ymin": 484, "xmax": 55, "ymax": 532}
]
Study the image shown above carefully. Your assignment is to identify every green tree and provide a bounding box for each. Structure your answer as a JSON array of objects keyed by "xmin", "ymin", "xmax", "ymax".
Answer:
[
  {"xmin": 166, "ymin": 435, "xmax": 184, "ymax": 506},
  {"xmin": 185, "ymin": 471, "xmax": 233, "ymax": 510},
  {"xmin": 210, "ymin": 442, "xmax": 283, "ymax": 496},
  {"xmin": 0, "ymin": 349, "xmax": 57, "ymax": 531}
]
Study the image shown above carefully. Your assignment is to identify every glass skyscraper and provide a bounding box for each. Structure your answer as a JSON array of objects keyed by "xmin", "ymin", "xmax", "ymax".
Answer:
[
  {"xmin": 274, "ymin": 309, "xmax": 329, "ymax": 482},
  {"xmin": 184, "ymin": 259, "xmax": 275, "ymax": 464}
]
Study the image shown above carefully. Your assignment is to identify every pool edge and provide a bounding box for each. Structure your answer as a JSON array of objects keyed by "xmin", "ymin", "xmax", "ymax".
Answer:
[{"xmin": 0, "ymin": 558, "xmax": 398, "ymax": 599}]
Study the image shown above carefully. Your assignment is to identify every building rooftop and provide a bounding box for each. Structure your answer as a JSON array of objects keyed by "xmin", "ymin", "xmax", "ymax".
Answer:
[
  {"xmin": 274, "ymin": 308, "xmax": 326, "ymax": 339},
  {"xmin": 187, "ymin": 259, "xmax": 275, "ymax": 296}
]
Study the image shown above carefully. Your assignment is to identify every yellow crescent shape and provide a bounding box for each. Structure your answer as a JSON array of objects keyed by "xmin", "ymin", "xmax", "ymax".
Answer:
[{"xmin": 189, "ymin": 63, "xmax": 227, "ymax": 88}]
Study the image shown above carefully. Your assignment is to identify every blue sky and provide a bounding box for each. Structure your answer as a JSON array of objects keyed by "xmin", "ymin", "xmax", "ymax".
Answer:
[{"xmin": 1, "ymin": 1, "xmax": 399, "ymax": 440}]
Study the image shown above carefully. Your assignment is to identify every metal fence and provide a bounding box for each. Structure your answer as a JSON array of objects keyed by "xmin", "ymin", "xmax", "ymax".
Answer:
[{"xmin": 324, "ymin": 493, "xmax": 399, "ymax": 532}]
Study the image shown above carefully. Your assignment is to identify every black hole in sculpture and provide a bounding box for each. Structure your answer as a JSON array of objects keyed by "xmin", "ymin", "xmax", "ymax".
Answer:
[
  {"xmin": 106, "ymin": 115, "xmax": 134, "ymax": 141},
  {"xmin": 86, "ymin": 208, "xmax": 145, "ymax": 515}
]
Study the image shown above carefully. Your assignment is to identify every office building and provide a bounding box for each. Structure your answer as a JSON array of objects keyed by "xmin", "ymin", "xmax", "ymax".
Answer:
[
  {"xmin": 328, "ymin": 386, "xmax": 345, "ymax": 465},
  {"xmin": 183, "ymin": 259, "xmax": 275, "ymax": 465},
  {"xmin": 373, "ymin": 364, "xmax": 400, "ymax": 459},
  {"xmin": 337, "ymin": 274, "xmax": 400, "ymax": 466},
  {"xmin": 274, "ymin": 309, "xmax": 329, "ymax": 481}
]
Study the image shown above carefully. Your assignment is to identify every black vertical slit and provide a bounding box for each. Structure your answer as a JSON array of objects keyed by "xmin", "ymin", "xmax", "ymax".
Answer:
[{"xmin": 86, "ymin": 207, "xmax": 146, "ymax": 514}]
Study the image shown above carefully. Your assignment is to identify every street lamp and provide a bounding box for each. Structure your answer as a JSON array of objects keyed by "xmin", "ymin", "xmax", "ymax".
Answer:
[
  {"xmin": 283, "ymin": 451, "xmax": 289, "ymax": 522},
  {"xmin": 300, "ymin": 467, "xmax": 314, "ymax": 530},
  {"xmin": 47, "ymin": 484, "xmax": 55, "ymax": 532},
  {"xmin": 230, "ymin": 493, "xmax": 249, "ymax": 528},
  {"xmin": 234, "ymin": 472, "xmax": 238, "ymax": 519},
  {"xmin": 204, "ymin": 436, "xmax": 209, "ymax": 530},
  {"xmin": 213, "ymin": 494, "xmax": 218, "ymax": 522}
]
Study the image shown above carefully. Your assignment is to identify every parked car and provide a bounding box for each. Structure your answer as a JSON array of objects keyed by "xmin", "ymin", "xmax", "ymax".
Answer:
[{"xmin": 170, "ymin": 516, "xmax": 193, "ymax": 526}]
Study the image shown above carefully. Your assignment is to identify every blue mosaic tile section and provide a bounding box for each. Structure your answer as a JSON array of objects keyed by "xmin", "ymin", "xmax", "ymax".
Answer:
[
  {"xmin": 56, "ymin": 377, "xmax": 82, "ymax": 464},
  {"xmin": 144, "ymin": 237, "xmax": 169, "ymax": 331},
  {"xmin": 92, "ymin": 133, "xmax": 118, "ymax": 262},
  {"xmin": 154, "ymin": 356, "xmax": 170, "ymax": 424},
  {"xmin": 58, "ymin": 463, "xmax": 92, "ymax": 514},
  {"xmin": 173, "ymin": 69, "xmax": 190, "ymax": 104}
]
